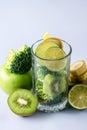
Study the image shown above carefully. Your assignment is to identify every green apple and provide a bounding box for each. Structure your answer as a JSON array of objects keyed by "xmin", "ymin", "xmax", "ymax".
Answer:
[{"xmin": 0, "ymin": 66, "xmax": 32, "ymax": 94}]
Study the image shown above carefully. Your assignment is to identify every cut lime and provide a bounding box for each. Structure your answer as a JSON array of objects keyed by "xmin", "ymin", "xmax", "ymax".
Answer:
[
  {"xmin": 35, "ymin": 40, "xmax": 59, "ymax": 66},
  {"xmin": 35, "ymin": 41, "xmax": 59, "ymax": 59},
  {"xmin": 45, "ymin": 47, "xmax": 66, "ymax": 59},
  {"xmin": 68, "ymin": 84, "xmax": 87, "ymax": 109},
  {"xmin": 45, "ymin": 47, "xmax": 67, "ymax": 71}
]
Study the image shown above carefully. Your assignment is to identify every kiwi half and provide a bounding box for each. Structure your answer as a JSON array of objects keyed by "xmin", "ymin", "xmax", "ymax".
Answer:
[
  {"xmin": 43, "ymin": 73, "xmax": 67, "ymax": 101},
  {"xmin": 7, "ymin": 89, "xmax": 38, "ymax": 116},
  {"xmin": 43, "ymin": 74, "xmax": 59, "ymax": 100}
]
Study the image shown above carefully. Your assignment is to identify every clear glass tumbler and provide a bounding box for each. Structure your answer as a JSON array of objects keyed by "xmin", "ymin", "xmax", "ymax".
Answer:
[{"xmin": 31, "ymin": 39, "xmax": 72, "ymax": 112}]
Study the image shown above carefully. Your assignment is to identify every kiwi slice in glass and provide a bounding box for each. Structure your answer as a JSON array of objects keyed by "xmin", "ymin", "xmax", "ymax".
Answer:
[
  {"xmin": 43, "ymin": 74, "xmax": 59, "ymax": 100},
  {"xmin": 7, "ymin": 89, "xmax": 38, "ymax": 116}
]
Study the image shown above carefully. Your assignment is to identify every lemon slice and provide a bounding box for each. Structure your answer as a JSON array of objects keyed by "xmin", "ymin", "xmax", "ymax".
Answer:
[
  {"xmin": 70, "ymin": 60, "xmax": 87, "ymax": 76},
  {"xmin": 77, "ymin": 71, "xmax": 87, "ymax": 82},
  {"xmin": 45, "ymin": 37, "xmax": 63, "ymax": 49},
  {"xmin": 68, "ymin": 84, "xmax": 87, "ymax": 109},
  {"xmin": 43, "ymin": 32, "xmax": 63, "ymax": 48},
  {"xmin": 43, "ymin": 32, "xmax": 50, "ymax": 40},
  {"xmin": 45, "ymin": 47, "xmax": 67, "ymax": 71}
]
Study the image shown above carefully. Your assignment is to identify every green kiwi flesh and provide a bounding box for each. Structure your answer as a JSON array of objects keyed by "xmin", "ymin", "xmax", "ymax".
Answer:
[
  {"xmin": 43, "ymin": 74, "xmax": 59, "ymax": 100},
  {"xmin": 7, "ymin": 89, "xmax": 38, "ymax": 116},
  {"xmin": 43, "ymin": 73, "xmax": 67, "ymax": 101}
]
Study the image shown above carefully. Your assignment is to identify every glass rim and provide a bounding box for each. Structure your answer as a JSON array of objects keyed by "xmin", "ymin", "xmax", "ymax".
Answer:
[{"xmin": 31, "ymin": 39, "xmax": 72, "ymax": 61}]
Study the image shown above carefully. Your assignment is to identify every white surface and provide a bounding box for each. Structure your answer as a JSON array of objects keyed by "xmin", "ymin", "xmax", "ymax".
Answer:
[{"xmin": 0, "ymin": 0, "xmax": 87, "ymax": 130}]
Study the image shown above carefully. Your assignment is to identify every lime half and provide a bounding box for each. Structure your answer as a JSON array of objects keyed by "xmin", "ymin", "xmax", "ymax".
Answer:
[
  {"xmin": 35, "ymin": 41, "xmax": 59, "ymax": 66},
  {"xmin": 68, "ymin": 84, "xmax": 87, "ymax": 110},
  {"xmin": 45, "ymin": 47, "xmax": 67, "ymax": 71},
  {"xmin": 35, "ymin": 41, "xmax": 59, "ymax": 59}
]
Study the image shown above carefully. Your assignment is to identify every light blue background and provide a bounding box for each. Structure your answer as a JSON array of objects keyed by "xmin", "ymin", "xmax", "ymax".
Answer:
[{"xmin": 0, "ymin": 0, "xmax": 87, "ymax": 130}]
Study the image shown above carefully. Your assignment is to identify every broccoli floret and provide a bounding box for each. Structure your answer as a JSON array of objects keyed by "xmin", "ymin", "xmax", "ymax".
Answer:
[
  {"xmin": 36, "ymin": 80, "xmax": 47, "ymax": 100},
  {"xmin": 5, "ymin": 45, "xmax": 31, "ymax": 74}
]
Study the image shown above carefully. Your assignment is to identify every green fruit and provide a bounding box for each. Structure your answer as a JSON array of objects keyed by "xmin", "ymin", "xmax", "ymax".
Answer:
[
  {"xmin": 0, "ymin": 66, "xmax": 32, "ymax": 94},
  {"xmin": 35, "ymin": 40, "xmax": 58, "ymax": 59},
  {"xmin": 44, "ymin": 47, "xmax": 67, "ymax": 71},
  {"xmin": 56, "ymin": 70, "xmax": 67, "ymax": 93},
  {"xmin": 60, "ymin": 76, "xmax": 67, "ymax": 93},
  {"xmin": 35, "ymin": 40, "xmax": 59, "ymax": 66},
  {"xmin": 7, "ymin": 89, "xmax": 38, "ymax": 116},
  {"xmin": 68, "ymin": 84, "xmax": 87, "ymax": 109},
  {"xmin": 43, "ymin": 74, "xmax": 59, "ymax": 100},
  {"xmin": 43, "ymin": 73, "xmax": 67, "ymax": 100}
]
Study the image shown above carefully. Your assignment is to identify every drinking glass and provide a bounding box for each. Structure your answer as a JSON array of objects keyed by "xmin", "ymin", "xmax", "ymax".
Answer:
[{"xmin": 31, "ymin": 39, "xmax": 72, "ymax": 112}]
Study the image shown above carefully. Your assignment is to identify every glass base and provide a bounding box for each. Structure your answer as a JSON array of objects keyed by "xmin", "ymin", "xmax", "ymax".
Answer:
[{"xmin": 37, "ymin": 97, "xmax": 67, "ymax": 112}]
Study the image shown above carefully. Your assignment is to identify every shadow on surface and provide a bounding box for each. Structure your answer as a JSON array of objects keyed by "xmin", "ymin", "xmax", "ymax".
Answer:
[{"xmin": 22, "ymin": 103, "xmax": 87, "ymax": 120}]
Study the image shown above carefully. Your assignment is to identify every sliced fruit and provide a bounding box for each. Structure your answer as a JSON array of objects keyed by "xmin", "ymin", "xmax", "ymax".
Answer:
[
  {"xmin": 70, "ymin": 60, "xmax": 87, "ymax": 76},
  {"xmin": 68, "ymin": 84, "xmax": 87, "ymax": 109},
  {"xmin": 45, "ymin": 47, "xmax": 67, "ymax": 71},
  {"xmin": 35, "ymin": 41, "xmax": 59, "ymax": 59},
  {"xmin": 79, "ymin": 71, "xmax": 87, "ymax": 81},
  {"xmin": 35, "ymin": 40, "xmax": 59, "ymax": 66},
  {"xmin": 60, "ymin": 76, "xmax": 67, "ymax": 93},
  {"xmin": 69, "ymin": 73, "xmax": 79, "ymax": 83},
  {"xmin": 45, "ymin": 47, "xmax": 66, "ymax": 59},
  {"xmin": 8, "ymin": 89, "xmax": 38, "ymax": 116},
  {"xmin": 45, "ymin": 37, "xmax": 63, "ymax": 49},
  {"xmin": 43, "ymin": 74, "xmax": 60, "ymax": 100},
  {"xmin": 82, "ymin": 78, "xmax": 87, "ymax": 85},
  {"xmin": 43, "ymin": 32, "xmax": 50, "ymax": 40}
]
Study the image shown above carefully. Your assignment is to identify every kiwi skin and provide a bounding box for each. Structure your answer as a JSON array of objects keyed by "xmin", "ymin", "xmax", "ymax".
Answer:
[{"xmin": 7, "ymin": 89, "xmax": 38, "ymax": 116}]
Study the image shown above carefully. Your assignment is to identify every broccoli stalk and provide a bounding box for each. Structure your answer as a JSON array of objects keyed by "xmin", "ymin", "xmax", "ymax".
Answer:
[{"xmin": 5, "ymin": 45, "xmax": 31, "ymax": 74}]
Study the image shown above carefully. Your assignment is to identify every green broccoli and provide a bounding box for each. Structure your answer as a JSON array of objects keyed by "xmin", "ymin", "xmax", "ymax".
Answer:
[
  {"xmin": 5, "ymin": 44, "xmax": 31, "ymax": 74},
  {"xmin": 36, "ymin": 80, "xmax": 47, "ymax": 100}
]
